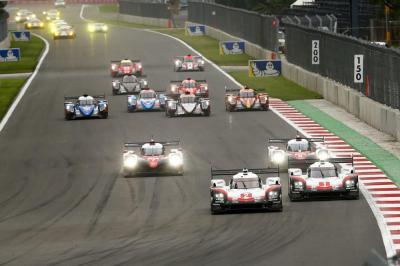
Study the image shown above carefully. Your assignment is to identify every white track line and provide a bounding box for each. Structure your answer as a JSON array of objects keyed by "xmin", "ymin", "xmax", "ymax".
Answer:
[
  {"xmin": 79, "ymin": 7, "xmax": 397, "ymax": 257},
  {"xmin": 0, "ymin": 33, "xmax": 50, "ymax": 133}
]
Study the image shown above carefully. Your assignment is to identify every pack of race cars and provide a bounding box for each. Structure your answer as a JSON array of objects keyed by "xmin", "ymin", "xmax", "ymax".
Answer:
[{"xmin": 60, "ymin": 54, "xmax": 359, "ymax": 215}]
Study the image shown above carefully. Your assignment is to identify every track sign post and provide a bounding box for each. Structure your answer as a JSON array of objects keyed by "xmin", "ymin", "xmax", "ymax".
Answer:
[
  {"xmin": 354, "ymin": 55, "xmax": 364, "ymax": 83},
  {"xmin": 312, "ymin": 40, "xmax": 319, "ymax": 65}
]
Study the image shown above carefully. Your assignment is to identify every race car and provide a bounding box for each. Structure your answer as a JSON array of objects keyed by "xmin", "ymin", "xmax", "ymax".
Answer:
[
  {"xmin": 122, "ymin": 140, "xmax": 183, "ymax": 176},
  {"xmin": 88, "ymin": 23, "xmax": 108, "ymax": 33},
  {"xmin": 174, "ymin": 54, "xmax": 205, "ymax": 72},
  {"xmin": 165, "ymin": 93, "xmax": 210, "ymax": 117},
  {"xmin": 110, "ymin": 59, "xmax": 143, "ymax": 77},
  {"xmin": 15, "ymin": 9, "xmax": 35, "ymax": 23},
  {"xmin": 210, "ymin": 168, "xmax": 282, "ymax": 214},
  {"xmin": 225, "ymin": 87, "xmax": 269, "ymax": 111},
  {"xmin": 53, "ymin": 24, "xmax": 75, "ymax": 39},
  {"xmin": 288, "ymin": 157, "xmax": 359, "ymax": 201},
  {"xmin": 43, "ymin": 9, "xmax": 60, "ymax": 21},
  {"xmin": 49, "ymin": 19, "xmax": 68, "ymax": 33},
  {"xmin": 267, "ymin": 136, "xmax": 327, "ymax": 169},
  {"xmin": 169, "ymin": 78, "xmax": 209, "ymax": 98},
  {"xmin": 127, "ymin": 89, "xmax": 166, "ymax": 112},
  {"xmin": 64, "ymin": 94, "xmax": 108, "ymax": 120},
  {"xmin": 112, "ymin": 74, "xmax": 148, "ymax": 95},
  {"xmin": 25, "ymin": 18, "xmax": 44, "ymax": 29},
  {"xmin": 54, "ymin": 0, "xmax": 66, "ymax": 8}
]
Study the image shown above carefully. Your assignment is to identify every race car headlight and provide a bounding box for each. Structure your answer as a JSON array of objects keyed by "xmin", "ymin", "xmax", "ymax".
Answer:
[
  {"xmin": 271, "ymin": 150, "xmax": 285, "ymax": 164},
  {"xmin": 345, "ymin": 180, "xmax": 355, "ymax": 188},
  {"xmin": 317, "ymin": 149, "xmax": 329, "ymax": 161},
  {"xmin": 168, "ymin": 101, "xmax": 176, "ymax": 109},
  {"xmin": 17, "ymin": 12, "xmax": 21, "ymax": 16},
  {"xmin": 169, "ymin": 153, "xmax": 183, "ymax": 167},
  {"xmin": 30, "ymin": 14, "xmax": 36, "ymax": 19},
  {"xmin": 27, "ymin": 23, "xmax": 32, "ymax": 27},
  {"xmin": 68, "ymin": 31, "xmax": 74, "ymax": 36},
  {"xmin": 268, "ymin": 191, "xmax": 279, "ymax": 200},
  {"xmin": 15, "ymin": 16, "xmax": 21, "ymax": 21},
  {"xmin": 214, "ymin": 193, "xmax": 224, "ymax": 200},
  {"xmin": 137, "ymin": 64, "xmax": 142, "ymax": 69},
  {"xmin": 294, "ymin": 181, "xmax": 304, "ymax": 189},
  {"xmin": 40, "ymin": 22, "xmax": 44, "ymax": 27},
  {"xmin": 175, "ymin": 60, "xmax": 180, "ymax": 66},
  {"xmin": 46, "ymin": 16, "xmax": 50, "ymax": 20},
  {"xmin": 111, "ymin": 65, "xmax": 117, "ymax": 70},
  {"xmin": 55, "ymin": 32, "xmax": 59, "ymax": 36},
  {"xmin": 88, "ymin": 25, "xmax": 95, "ymax": 32},
  {"xmin": 124, "ymin": 155, "xmax": 138, "ymax": 168},
  {"xmin": 102, "ymin": 25, "xmax": 108, "ymax": 31},
  {"xmin": 143, "ymin": 80, "xmax": 148, "ymax": 86},
  {"xmin": 199, "ymin": 60, "xmax": 205, "ymax": 65}
]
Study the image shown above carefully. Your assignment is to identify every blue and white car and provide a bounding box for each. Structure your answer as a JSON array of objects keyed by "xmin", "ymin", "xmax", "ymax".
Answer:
[
  {"xmin": 64, "ymin": 94, "xmax": 108, "ymax": 120},
  {"xmin": 127, "ymin": 89, "xmax": 166, "ymax": 112}
]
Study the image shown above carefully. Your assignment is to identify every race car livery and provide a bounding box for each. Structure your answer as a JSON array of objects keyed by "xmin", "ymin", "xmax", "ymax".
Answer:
[
  {"xmin": 288, "ymin": 157, "xmax": 359, "ymax": 201},
  {"xmin": 88, "ymin": 23, "xmax": 108, "ymax": 33},
  {"xmin": 127, "ymin": 89, "xmax": 166, "ymax": 112},
  {"xmin": 25, "ymin": 18, "xmax": 44, "ymax": 29},
  {"xmin": 112, "ymin": 74, "xmax": 148, "ymax": 95},
  {"xmin": 53, "ymin": 24, "xmax": 75, "ymax": 39},
  {"xmin": 122, "ymin": 140, "xmax": 183, "ymax": 176},
  {"xmin": 165, "ymin": 93, "xmax": 210, "ymax": 117},
  {"xmin": 110, "ymin": 59, "xmax": 143, "ymax": 77},
  {"xmin": 64, "ymin": 94, "xmax": 108, "ymax": 120},
  {"xmin": 210, "ymin": 168, "xmax": 282, "ymax": 214},
  {"xmin": 174, "ymin": 54, "xmax": 205, "ymax": 72},
  {"xmin": 169, "ymin": 78, "xmax": 209, "ymax": 98},
  {"xmin": 54, "ymin": 0, "xmax": 66, "ymax": 8},
  {"xmin": 225, "ymin": 87, "xmax": 269, "ymax": 111},
  {"xmin": 267, "ymin": 136, "xmax": 326, "ymax": 169},
  {"xmin": 15, "ymin": 10, "xmax": 35, "ymax": 23}
]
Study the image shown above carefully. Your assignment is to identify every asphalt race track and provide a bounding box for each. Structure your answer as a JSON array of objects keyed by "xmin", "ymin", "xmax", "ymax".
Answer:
[{"xmin": 0, "ymin": 5, "xmax": 385, "ymax": 266}]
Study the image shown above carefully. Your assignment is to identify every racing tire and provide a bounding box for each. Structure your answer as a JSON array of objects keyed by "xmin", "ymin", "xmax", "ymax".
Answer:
[
  {"xmin": 288, "ymin": 191, "xmax": 303, "ymax": 202},
  {"xmin": 65, "ymin": 113, "xmax": 74, "ymax": 120},
  {"xmin": 203, "ymin": 107, "xmax": 211, "ymax": 117},
  {"xmin": 112, "ymin": 89, "xmax": 116, "ymax": 96},
  {"xmin": 100, "ymin": 112, "xmax": 108, "ymax": 119},
  {"xmin": 199, "ymin": 67, "xmax": 205, "ymax": 72},
  {"xmin": 210, "ymin": 205, "xmax": 223, "ymax": 215},
  {"xmin": 227, "ymin": 105, "xmax": 235, "ymax": 112}
]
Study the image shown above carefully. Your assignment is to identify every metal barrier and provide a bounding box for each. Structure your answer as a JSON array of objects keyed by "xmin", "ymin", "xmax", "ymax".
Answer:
[
  {"xmin": 119, "ymin": 0, "xmax": 170, "ymax": 19},
  {"xmin": 188, "ymin": 1, "xmax": 278, "ymax": 52},
  {"xmin": 286, "ymin": 22, "xmax": 400, "ymax": 109}
]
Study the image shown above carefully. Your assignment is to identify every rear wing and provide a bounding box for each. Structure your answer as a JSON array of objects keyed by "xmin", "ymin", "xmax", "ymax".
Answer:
[
  {"xmin": 268, "ymin": 137, "xmax": 325, "ymax": 144},
  {"xmin": 124, "ymin": 140, "xmax": 180, "ymax": 148},
  {"xmin": 64, "ymin": 94, "xmax": 106, "ymax": 100},
  {"xmin": 110, "ymin": 59, "xmax": 141, "ymax": 64},
  {"xmin": 211, "ymin": 167, "xmax": 279, "ymax": 178},
  {"xmin": 288, "ymin": 157, "xmax": 353, "ymax": 166}
]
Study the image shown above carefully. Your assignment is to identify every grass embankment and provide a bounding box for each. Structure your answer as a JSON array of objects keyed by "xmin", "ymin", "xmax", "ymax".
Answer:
[
  {"xmin": 0, "ymin": 35, "xmax": 45, "ymax": 74},
  {"xmin": 156, "ymin": 29, "xmax": 252, "ymax": 66},
  {"xmin": 99, "ymin": 4, "xmax": 119, "ymax": 13},
  {"xmin": 156, "ymin": 28, "xmax": 321, "ymax": 100},
  {"xmin": 0, "ymin": 79, "xmax": 26, "ymax": 119}
]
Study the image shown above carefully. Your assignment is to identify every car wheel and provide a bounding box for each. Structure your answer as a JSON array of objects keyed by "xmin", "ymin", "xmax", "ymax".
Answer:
[
  {"xmin": 65, "ymin": 113, "xmax": 73, "ymax": 120},
  {"xmin": 204, "ymin": 107, "xmax": 211, "ymax": 116},
  {"xmin": 100, "ymin": 112, "xmax": 108, "ymax": 119}
]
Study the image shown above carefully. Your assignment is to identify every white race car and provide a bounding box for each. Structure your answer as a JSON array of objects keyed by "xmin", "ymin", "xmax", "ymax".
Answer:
[
  {"xmin": 288, "ymin": 157, "xmax": 359, "ymax": 201},
  {"xmin": 88, "ymin": 23, "xmax": 108, "ymax": 33},
  {"xmin": 25, "ymin": 18, "xmax": 44, "ymax": 29},
  {"xmin": 210, "ymin": 168, "xmax": 282, "ymax": 214},
  {"xmin": 165, "ymin": 93, "xmax": 210, "ymax": 117}
]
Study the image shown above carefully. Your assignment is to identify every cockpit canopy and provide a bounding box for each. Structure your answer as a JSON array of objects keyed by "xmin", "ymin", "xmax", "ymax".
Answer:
[
  {"xmin": 121, "ymin": 60, "xmax": 133, "ymax": 67},
  {"xmin": 141, "ymin": 143, "xmax": 164, "ymax": 156},
  {"xmin": 78, "ymin": 96, "xmax": 94, "ymax": 106},
  {"xmin": 182, "ymin": 80, "xmax": 196, "ymax": 88},
  {"xmin": 231, "ymin": 177, "xmax": 261, "ymax": 189},
  {"xmin": 140, "ymin": 90, "xmax": 156, "ymax": 99},
  {"xmin": 308, "ymin": 166, "xmax": 337, "ymax": 178},
  {"xmin": 180, "ymin": 94, "xmax": 196, "ymax": 103},
  {"xmin": 239, "ymin": 90, "xmax": 255, "ymax": 98},
  {"xmin": 287, "ymin": 139, "xmax": 310, "ymax": 152},
  {"xmin": 122, "ymin": 75, "xmax": 137, "ymax": 83}
]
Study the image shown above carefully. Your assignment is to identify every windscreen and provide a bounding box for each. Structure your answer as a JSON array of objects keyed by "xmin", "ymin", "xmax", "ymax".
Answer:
[
  {"xmin": 142, "ymin": 146, "xmax": 163, "ymax": 156},
  {"xmin": 239, "ymin": 91, "xmax": 254, "ymax": 98},
  {"xmin": 287, "ymin": 142, "xmax": 309, "ymax": 152},
  {"xmin": 180, "ymin": 95, "xmax": 196, "ymax": 103},
  {"xmin": 309, "ymin": 168, "xmax": 337, "ymax": 178},
  {"xmin": 123, "ymin": 75, "xmax": 136, "ymax": 83},
  {"xmin": 140, "ymin": 91, "xmax": 156, "ymax": 99},
  {"xmin": 231, "ymin": 178, "xmax": 261, "ymax": 189}
]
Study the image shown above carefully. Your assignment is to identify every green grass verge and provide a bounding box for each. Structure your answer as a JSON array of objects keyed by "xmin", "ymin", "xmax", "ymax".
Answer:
[
  {"xmin": 228, "ymin": 71, "xmax": 322, "ymax": 101},
  {"xmin": 0, "ymin": 35, "xmax": 45, "ymax": 74},
  {"xmin": 289, "ymin": 100, "xmax": 400, "ymax": 186},
  {"xmin": 99, "ymin": 4, "xmax": 119, "ymax": 13},
  {"xmin": 0, "ymin": 79, "xmax": 26, "ymax": 119},
  {"xmin": 155, "ymin": 29, "xmax": 253, "ymax": 66}
]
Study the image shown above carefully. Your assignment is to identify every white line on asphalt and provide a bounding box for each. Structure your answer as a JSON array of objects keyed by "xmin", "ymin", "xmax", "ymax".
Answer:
[{"xmin": 0, "ymin": 33, "xmax": 50, "ymax": 133}]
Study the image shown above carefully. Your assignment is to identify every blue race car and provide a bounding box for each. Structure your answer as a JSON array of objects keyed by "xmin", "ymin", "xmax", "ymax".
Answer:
[
  {"xmin": 127, "ymin": 89, "xmax": 166, "ymax": 112},
  {"xmin": 64, "ymin": 94, "xmax": 108, "ymax": 120}
]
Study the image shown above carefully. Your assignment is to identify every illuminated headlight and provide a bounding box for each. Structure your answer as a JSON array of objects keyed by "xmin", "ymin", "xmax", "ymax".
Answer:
[
  {"xmin": 15, "ymin": 16, "xmax": 21, "ymax": 21},
  {"xmin": 168, "ymin": 101, "xmax": 176, "ymax": 108},
  {"xmin": 175, "ymin": 60, "xmax": 180, "ymax": 66},
  {"xmin": 27, "ymin": 23, "xmax": 32, "ymax": 27},
  {"xmin": 124, "ymin": 155, "xmax": 138, "ymax": 168},
  {"xmin": 112, "ymin": 65, "xmax": 117, "ymax": 70},
  {"xmin": 137, "ymin": 64, "xmax": 142, "ymax": 69},
  {"xmin": 228, "ymin": 96, "xmax": 234, "ymax": 102},
  {"xmin": 40, "ymin": 22, "xmax": 44, "ymax": 27},
  {"xmin": 317, "ymin": 149, "xmax": 329, "ymax": 161},
  {"xmin": 345, "ymin": 180, "xmax": 355, "ymax": 188},
  {"xmin": 88, "ymin": 25, "xmax": 95, "ymax": 32},
  {"xmin": 272, "ymin": 150, "xmax": 285, "ymax": 164},
  {"xmin": 102, "ymin": 25, "xmax": 108, "ymax": 31},
  {"xmin": 68, "ymin": 31, "xmax": 74, "ymax": 36},
  {"xmin": 143, "ymin": 80, "xmax": 148, "ymax": 86},
  {"xmin": 215, "ymin": 193, "xmax": 224, "ymax": 199},
  {"xmin": 47, "ymin": 16, "xmax": 50, "ymax": 20},
  {"xmin": 17, "ymin": 12, "xmax": 21, "ymax": 16},
  {"xmin": 294, "ymin": 181, "xmax": 303, "ymax": 189},
  {"xmin": 268, "ymin": 191, "xmax": 279, "ymax": 200},
  {"xmin": 169, "ymin": 153, "xmax": 183, "ymax": 167},
  {"xmin": 199, "ymin": 60, "xmax": 205, "ymax": 64},
  {"xmin": 30, "ymin": 14, "xmax": 36, "ymax": 18}
]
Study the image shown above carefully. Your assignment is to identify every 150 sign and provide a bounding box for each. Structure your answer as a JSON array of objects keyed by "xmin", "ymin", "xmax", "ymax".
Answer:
[
  {"xmin": 354, "ymin": 55, "xmax": 364, "ymax": 83},
  {"xmin": 312, "ymin": 40, "xmax": 319, "ymax": 65}
]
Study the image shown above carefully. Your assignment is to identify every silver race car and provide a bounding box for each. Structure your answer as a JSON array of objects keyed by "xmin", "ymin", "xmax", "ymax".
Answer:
[
  {"xmin": 64, "ymin": 94, "xmax": 108, "ymax": 120},
  {"xmin": 127, "ymin": 89, "xmax": 166, "ymax": 112},
  {"xmin": 174, "ymin": 54, "xmax": 205, "ymax": 72},
  {"xmin": 112, "ymin": 74, "xmax": 148, "ymax": 95},
  {"xmin": 210, "ymin": 168, "xmax": 282, "ymax": 214},
  {"xmin": 165, "ymin": 93, "xmax": 210, "ymax": 117}
]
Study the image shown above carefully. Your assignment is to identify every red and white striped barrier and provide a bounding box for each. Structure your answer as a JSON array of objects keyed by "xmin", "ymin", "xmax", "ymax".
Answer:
[{"xmin": 270, "ymin": 98, "xmax": 400, "ymax": 257}]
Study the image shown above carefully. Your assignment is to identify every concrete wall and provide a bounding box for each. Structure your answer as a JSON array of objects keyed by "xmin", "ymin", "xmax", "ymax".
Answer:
[
  {"xmin": 282, "ymin": 58, "xmax": 400, "ymax": 142},
  {"xmin": 186, "ymin": 22, "xmax": 278, "ymax": 60},
  {"xmin": 119, "ymin": 14, "xmax": 170, "ymax": 28},
  {"xmin": 0, "ymin": 35, "xmax": 9, "ymax": 49}
]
